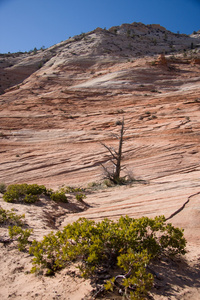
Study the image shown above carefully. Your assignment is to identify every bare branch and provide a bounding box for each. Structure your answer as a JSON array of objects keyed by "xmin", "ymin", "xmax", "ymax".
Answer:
[
  {"xmin": 110, "ymin": 146, "xmax": 118, "ymax": 156},
  {"xmin": 111, "ymin": 133, "xmax": 119, "ymax": 140},
  {"xmin": 100, "ymin": 142, "xmax": 118, "ymax": 160},
  {"xmin": 110, "ymin": 159, "xmax": 117, "ymax": 167},
  {"xmin": 100, "ymin": 163, "xmax": 111, "ymax": 176}
]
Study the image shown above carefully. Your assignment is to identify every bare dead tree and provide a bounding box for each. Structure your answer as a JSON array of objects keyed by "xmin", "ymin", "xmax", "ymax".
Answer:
[{"xmin": 100, "ymin": 118, "xmax": 125, "ymax": 184}]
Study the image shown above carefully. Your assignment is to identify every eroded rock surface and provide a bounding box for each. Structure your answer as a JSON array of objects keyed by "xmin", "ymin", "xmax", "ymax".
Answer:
[{"xmin": 1, "ymin": 23, "xmax": 200, "ymax": 299}]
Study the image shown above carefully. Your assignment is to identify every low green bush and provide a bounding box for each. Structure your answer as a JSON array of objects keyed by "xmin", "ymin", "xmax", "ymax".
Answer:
[
  {"xmin": 29, "ymin": 215, "xmax": 186, "ymax": 299},
  {"xmin": 0, "ymin": 207, "xmax": 25, "ymax": 226},
  {"xmin": 58, "ymin": 186, "xmax": 86, "ymax": 202},
  {"xmin": 2, "ymin": 183, "xmax": 84, "ymax": 204},
  {"xmin": 0, "ymin": 182, "xmax": 6, "ymax": 194},
  {"xmin": 25, "ymin": 184, "xmax": 47, "ymax": 195},
  {"xmin": 64, "ymin": 186, "xmax": 84, "ymax": 194},
  {"xmin": 105, "ymin": 249, "xmax": 154, "ymax": 299},
  {"xmin": 9, "ymin": 225, "xmax": 33, "ymax": 251},
  {"xmin": 75, "ymin": 193, "xmax": 86, "ymax": 201},
  {"xmin": 3, "ymin": 183, "xmax": 47, "ymax": 203},
  {"xmin": 1, "ymin": 207, "xmax": 32, "ymax": 251},
  {"xmin": 50, "ymin": 191, "xmax": 68, "ymax": 203},
  {"xmin": 24, "ymin": 194, "xmax": 39, "ymax": 203}
]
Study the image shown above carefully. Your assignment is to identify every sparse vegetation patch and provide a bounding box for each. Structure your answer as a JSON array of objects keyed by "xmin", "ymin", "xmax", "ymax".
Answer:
[
  {"xmin": 0, "ymin": 182, "xmax": 6, "ymax": 194},
  {"xmin": 9, "ymin": 225, "xmax": 33, "ymax": 251},
  {"xmin": 2, "ymin": 184, "xmax": 86, "ymax": 205},
  {"xmin": 0, "ymin": 207, "xmax": 25, "ymax": 227},
  {"xmin": 29, "ymin": 215, "xmax": 186, "ymax": 299},
  {"xmin": 0, "ymin": 207, "xmax": 32, "ymax": 251},
  {"xmin": 3, "ymin": 183, "xmax": 47, "ymax": 203}
]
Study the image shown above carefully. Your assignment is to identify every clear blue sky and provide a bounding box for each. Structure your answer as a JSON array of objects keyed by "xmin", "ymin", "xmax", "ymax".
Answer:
[{"xmin": 0, "ymin": 0, "xmax": 199, "ymax": 53}]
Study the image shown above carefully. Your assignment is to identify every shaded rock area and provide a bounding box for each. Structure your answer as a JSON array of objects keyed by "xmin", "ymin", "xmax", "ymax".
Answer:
[{"xmin": 0, "ymin": 22, "xmax": 200, "ymax": 299}]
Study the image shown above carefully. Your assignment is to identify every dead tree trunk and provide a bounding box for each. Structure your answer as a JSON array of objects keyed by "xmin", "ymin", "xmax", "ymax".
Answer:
[{"xmin": 101, "ymin": 118, "xmax": 125, "ymax": 184}]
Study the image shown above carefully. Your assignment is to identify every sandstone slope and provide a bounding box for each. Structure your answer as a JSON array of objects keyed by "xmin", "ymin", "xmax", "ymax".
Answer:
[{"xmin": 0, "ymin": 23, "xmax": 200, "ymax": 299}]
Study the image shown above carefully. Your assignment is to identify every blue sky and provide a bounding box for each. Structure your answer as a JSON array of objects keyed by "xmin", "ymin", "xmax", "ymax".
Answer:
[{"xmin": 0, "ymin": 0, "xmax": 200, "ymax": 53}]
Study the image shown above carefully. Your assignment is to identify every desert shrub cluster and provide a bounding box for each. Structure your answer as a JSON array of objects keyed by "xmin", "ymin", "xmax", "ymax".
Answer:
[
  {"xmin": 0, "ymin": 207, "xmax": 32, "ymax": 250},
  {"xmin": 49, "ymin": 190, "xmax": 68, "ymax": 202},
  {"xmin": 3, "ymin": 183, "xmax": 47, "ymax": 203},
  {"xmin": 8, "ymin": 225, "xmax": 33, "ymax": 251},
  {"xmin": 1, "ymin": 183, "xmax": 87, "ymax": 251},
  {"xmin": 0, "ymin": 207, "xmax": 25, "ymax": 226},
  {"xmin": 29, "ymin": 215, "xmax": 186, "ymax": 299},
  {"xmin": 2, "ymin": 183, "xmax": 86, "ymax": 204},
  {"xmin": 1, "ymin": 183, "xmax": 187, "ymax": 298}
]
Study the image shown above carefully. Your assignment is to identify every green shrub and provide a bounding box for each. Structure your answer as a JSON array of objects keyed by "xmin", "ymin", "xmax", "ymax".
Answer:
[
  {"xmin": 2, "ymin": 183, "xmax": 84, "ymax": 204},
  {"xmin": 24, "ymin": 194, "xmax": 39, "ymax": 203},
  {"xmin": 0, "ymin": 207, "xmax": 25, "ymax": 226},
  {"xmin": 30, "ymin": 231, "xmax": 71, "ymax": 274},
  {"xmin": 105, "ymin": 249, "xmax": 154, "ymax": 299},
  {"xmin": 25, "ymin": 184, "xmax": 47, "ymax": 195},
  {"xmin": 3, "ymin": 183, "xmax": 47, "ymax": 203},
  {"xmin": 9, "ymin": 225, "xmax": 33, "ymax": 251},
  {"xmin": 0, "ymin": 182, "xmax": 6, "ymax": 194},
  {"xmin": 44, "ymin": 188, "xmax": 53, "ymax": 197},
  {"xmin": 57, "ymin": 186, "xmax": 86, "ymax": 202},
  {"xmin": 0, "ymin": 207, "xmax": 32, "ymax": 251},
  {"xmin": 75, "ymin": 193, "xmax": 86, "ymax": 202},
  {"xmin": 29, "ymin": 215, "xmax": 186, "ymax": 298},
  {"xmin": 64, "ymin": 186, "xmax": 84, "ymax": 194},
  {"xmin": 50, "ymin": 191, "xmax": 68, "ymax": 203}
]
